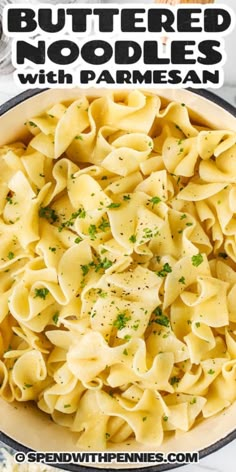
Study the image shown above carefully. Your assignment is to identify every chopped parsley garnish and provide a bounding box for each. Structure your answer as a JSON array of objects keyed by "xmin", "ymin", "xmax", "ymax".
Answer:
[
  {"xmin": 123, "ymin": 335, "xmax": 131, "ymax": 341},
  {"xmin": 24, "ymin": 383, "xmax": 33, "ymax": 388},
  {"xmin": 52, "ymin": 312, "xmax": 59, "ymax": 325},
  {"xmin": 88, "ymin": 224, "xmax": 97, "ymax": 240},
  {"xmin": 64, "ymin": 404, "xmax": 71, "ymax": 408},
  {"xmin": 153, "ymin": 307, "xmax": 170, "ymax": 327},
  {"xmin": 39, "ymin": 206, "xmax": 59, "ymax": 224},
  {"xmin": 163, "ymin": 416, "xmax": 168, "ymax": 422},
  {"xmin": 28, "ymin": 121, "xmax": 37, "ymax": 128},
  {"xmin": 186, "ymin": 222, "xmax": 193, "ymax": 227},
  {"xmin": 180, "ymin": 214, "xmax": 187, "ymax": 220},
  {"xmin": 170, "ymin": 376, "xmax": 180, "ymax": 386},
  {"xmin": 58, "ymin": 208, "xmax": 86, "ymax": 232},
  {"xmin": 49, "ymin": 247, "xmax": 56, "ymax": 253},
  {"xmin": 156, "ymin": 263, "xmax": 172, "ymax": 278},
  {"xmin": 150, "ymin": 196, "xmax": 161, "ymax": 208},
  {"xmin": 190, "ymin": 398, "xmax": 197, "ymax": 405},
  {"xmin": 7, "ymin": 252, "xmax": 14, "ymax": 260},
  {"xmin": 192, "ymin": 254, "xmax": 203, "ymax": 267},
  {"xmin": 142, "ymin": 417, "xmax": 147, "ymax": 422},
  {"xmin": 132, "ymin": 323, "xmax": 139, "ymax": 331},
  {"xmin": 129, "ymin": 234, "xmax": 136, "ymax": 243},
  {"xmin": 208, "ymin": 369, "xmax": 215, "ymax": 375},
  {"xmin": 107, "ymin": 203, "xmax": 121, "ymax": 209},
  {"xmin": 6, "ymin": 196, "xmax": 13, "ymax": 204},
  {"xmin": 97, "ymin": 289, "xmax": 107, "ymax": 298},
  {"xmin": 105, "ymin": 433, "xmax": 110, "ymax": 439},
  {"xmin": 75, "ymin": 135, "xmax": 83, "ymax": 140},
  {"xmin": 178, "ymin": 276, "xmax": 186, "ymax": 285},
  {"xmin": 98, "ymin": 218, "xmax": 110, "ymax": 232},
  {"xmin": 123, "ymin": 195, "xmax": 131, "ymax": 201},
  {"xmin": 34, "ymin": 288, "xmax": 49, "ymax": 300},
  {"xmin": 123, "ymin": 349, "xmax": 128, "ymax": 356},
  {"xmin": 74, "ymin": 237, "xmax": 82, "ymax": 244},
  {"xmin": 113, "ymin": 312, "xmax": 131, "ymax": 330},
  {"xmin": 77, "ymin": 208, "xmax": 86, "ymax": 219},
  {"xmin": 95, "ymin": 257, "xmax": 113, "ymax": 272},
  {"xmin": 195, "ymin": 322, "xmax": 200, "ymax": 328},
  {"xmin": 81, "ymin": 265, "xmax": 90, "ymax": 277}
]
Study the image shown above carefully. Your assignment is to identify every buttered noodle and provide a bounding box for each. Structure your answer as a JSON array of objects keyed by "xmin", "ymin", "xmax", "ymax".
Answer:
[{"xmin": 0, "ymin": 90, "xmax": 236, "ymax": 450}]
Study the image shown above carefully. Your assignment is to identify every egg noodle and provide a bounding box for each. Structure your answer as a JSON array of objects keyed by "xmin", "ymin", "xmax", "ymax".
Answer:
[{"xmin": 0, "ymin": 90, "xmax": 236, "ymax": 450}]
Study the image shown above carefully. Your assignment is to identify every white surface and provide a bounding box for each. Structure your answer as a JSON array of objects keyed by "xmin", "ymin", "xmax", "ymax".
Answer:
[{"xmin": 177, "ymin": 439, "xmax": 236, "ymax": 472}]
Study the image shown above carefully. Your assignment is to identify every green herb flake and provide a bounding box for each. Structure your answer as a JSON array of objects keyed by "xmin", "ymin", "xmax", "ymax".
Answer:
[
  {"xmin": 192, "ymin": 254, "xmax": 203, "ymax": 267},
  {"xmin": 97, "ymin": 289, "xmax": 108, "ymax": 299},
  {"xmin": 6, "ymin": 196, "xmax": 13, "ymax": 204},
  {"xmin": 163, "ymin": 415, "xmax": 168, "ymax": 422},
  {"xmin": 208, "ymin": 369, "xmax": 215, "ymax": 375},
  {"xmin": 105, "ymin": 433, "xmax": 110, "ymax": 439},
  {"xmin": 142, "ymin": 417, "xmax": 147, "ymax": 422},
  {"xmin": 28, "ymin": 121, "xmax": 37, "ymax": 128},
  {"xmin": 88, "ymin": 224, "xmax": 97, "ymax": 240},
  {"xmin": 156, "ymin": 263, "xmax": 172, "ymax": 278},
  {"xmin": 113, "ymin": 312, "xmax": 131, "ymax": 330},
  {"xmin": 170, "ymin": 376, "xmax": 180, "ymax": 386},
  {"xmin": 190, "ymin": 398, "xmax": 197, "ymax": 405},
  {"xmin": 123, "ymin": 348, "xmax": 128, "ymax": 356},
  {"xmin": 180, "ymin": 214, "xmax": 187, "ymax": 220},
  {"xmin": 153, "ymin": 307, "xmax": 170, "ymax": 327},
  {"xmin": 49, "ymin": 247, "xmax": 56, "ymax": 253},
  {"xmin": 39, "ymin": 206, "xmax": 59, "ymax": 224},
  {"xmin": 7, "ymin": 252, "xmax": 14, "ymax": 260},
  {"xmin": 81, "ymin": 265, "xmax": 90, "ymax": 277},
  {"xmin": 95, "ymin": 257, "xmax": 113, "ymax": 272},
  {"xmin": 123, "ymin": 335, "xmax": 131, "ymax": 341},
  {"xmin": 24, "ymin": 383, "xmax": 33, "ymax": 389},
  {"xmin": 34, "ymin": 288, "xmax": 49, "ymax": 300},
  {"xmin": 75, "ymin": 135, "xmax": 83, "ymax": 140},
  {"xmin": 98, "ymin": 218, "xmax": 110, "ymax": 232},
  {"xmin": 58, "ymin": 208, "xmax": 86, "ymax": 232},
  {"xmin": 107, "ymin": 203, "xmax": 121, "ymax": 209},
  {"xmin": 150, "ymin": 196, "xmax": 161, "ymax": 208},
  {"xmin": 195, "ymin": 322, "xmax": 201, "ymax": 328},
  {"xmin": 74, "ymin": 237, "xmax": 82, "ymax": 244},
  {"xmin": 64, "ymin": 404, "xmax": 71, "ymax": 408},
  {"xmin": 123, "ymin": 195, "xmax": 131, "ymax": 201},
  {"xmin": 178, "ymin": 276, "xmax": 186, "ymax": 285},
  {"xmin": 186, "ymin": 222, "xmax": 193, "ymax": 227},
  {"xmin": 52, "ymin": 312, "xmax": 59, "ymax": 325},
  {"xmin": 129, "ymin": 234, "xmax": 136, "ymax": 244}
]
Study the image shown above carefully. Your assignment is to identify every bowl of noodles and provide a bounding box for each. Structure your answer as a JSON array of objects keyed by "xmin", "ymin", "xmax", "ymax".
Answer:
[{"xmin": 0, "ymin": 87, "xmax": 235, "ymax": 472}]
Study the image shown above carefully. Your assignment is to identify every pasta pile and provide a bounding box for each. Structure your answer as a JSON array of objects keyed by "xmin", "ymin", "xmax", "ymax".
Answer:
[{"xmin": 0, "ymin": 90, "xmax": 236, "ymax": 450}]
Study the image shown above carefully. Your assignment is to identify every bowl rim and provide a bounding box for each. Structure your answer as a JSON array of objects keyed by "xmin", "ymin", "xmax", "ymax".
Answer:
[
  {"xmin": 0, "ymin": 87, "xmax": 235, "ymax": 118},
  {"xmin": 0, "ymin": 87, "xmax": 235, "ymax": 472}
]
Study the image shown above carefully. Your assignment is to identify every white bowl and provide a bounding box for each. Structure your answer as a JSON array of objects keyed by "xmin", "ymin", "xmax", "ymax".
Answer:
[{"xmin": 0, "ymin": 87, "xmax": 235, "ymax": 472}]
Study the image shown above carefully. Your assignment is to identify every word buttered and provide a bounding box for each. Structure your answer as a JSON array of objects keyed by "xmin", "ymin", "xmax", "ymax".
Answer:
[{"xmin": 6, "ymin": 7, "xmax": 232, "ymax": 34}]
